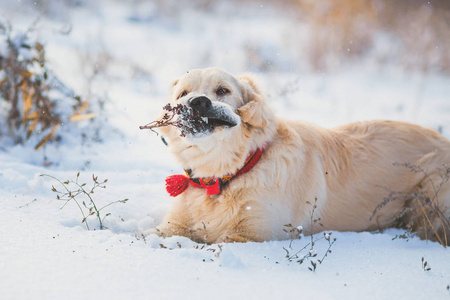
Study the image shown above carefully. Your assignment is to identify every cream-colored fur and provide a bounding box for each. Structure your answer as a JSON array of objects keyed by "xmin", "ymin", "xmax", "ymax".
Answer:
[{"xmin": 146, "ymin": 67, "xmax": 450, "ymax": 244}]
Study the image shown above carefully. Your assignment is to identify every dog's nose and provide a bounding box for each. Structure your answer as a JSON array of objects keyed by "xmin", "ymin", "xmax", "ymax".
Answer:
[{"xmin": 189, "ymin": 96, "xmax": 212, "ymax": 111}]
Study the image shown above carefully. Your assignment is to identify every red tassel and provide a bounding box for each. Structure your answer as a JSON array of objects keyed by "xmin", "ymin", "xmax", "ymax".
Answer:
[
  {"xmin": 165, "ymin": 175, "xmax": 190, "ymax": 197},
  {"xmin": 200, "ymin": 178, "xmax": 221, "ymax": 195}
]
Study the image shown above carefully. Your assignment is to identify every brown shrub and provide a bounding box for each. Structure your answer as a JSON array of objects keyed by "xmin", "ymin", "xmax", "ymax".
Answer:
[{"xmin": 0, "ymin": 21, "xmax": 95, "ymax": 150}]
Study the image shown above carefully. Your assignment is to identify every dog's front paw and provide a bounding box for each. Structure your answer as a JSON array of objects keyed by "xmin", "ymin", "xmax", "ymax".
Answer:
[
  {"xmin": 221, "ymin": 235, "xmax": 249, "ymax": 243},
  {"xmin": 142, "ymin": 227, "xmax": 165, "ymax": 237},
  {"xmin": 143, "ymin": 223, "xmax": 194, "ymax": 240}
]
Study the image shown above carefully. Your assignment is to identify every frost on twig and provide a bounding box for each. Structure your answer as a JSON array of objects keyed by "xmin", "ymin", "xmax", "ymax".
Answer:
[{"xmin": 139, "ymin": 103, "xmax": 209, "ymax": 137}]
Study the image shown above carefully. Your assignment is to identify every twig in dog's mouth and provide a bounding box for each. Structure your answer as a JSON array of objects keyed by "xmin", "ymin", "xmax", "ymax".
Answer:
[{"xmin": 139, "ymin": 103, "xmax": 209, "ymax": 137}]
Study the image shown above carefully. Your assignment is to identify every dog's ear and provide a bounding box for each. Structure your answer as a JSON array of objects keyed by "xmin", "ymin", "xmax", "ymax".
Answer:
[
  {"xmin": 171, "ymin": 78, "xmax": 179, "ymax": 88},
  {"xmin": 237, "ymin": 74, "xmax": 270, "ymax": 128},
  {"xmin": 238, "ymin": 74, "xmax": 262, "ymax": 102},
  {"xmin": 169, "ymin": 78, "xmax": 181, "ymax": 100}
]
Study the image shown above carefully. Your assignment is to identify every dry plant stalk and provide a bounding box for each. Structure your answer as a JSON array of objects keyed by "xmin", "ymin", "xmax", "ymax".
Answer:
[
  {"xmin": 283, "ymin": 198, "xmax": 337, "ymax": 272},
  {"xmin": 372, "ymin": 163, "xmax": 450, "ymax": 247},
  {"xmin": 41, "ymin": 172, "xmax": 129, "ymax": 230},
  {"xmin": 139, "ymin": 103, "xmax": 208, "ymax": 137}
]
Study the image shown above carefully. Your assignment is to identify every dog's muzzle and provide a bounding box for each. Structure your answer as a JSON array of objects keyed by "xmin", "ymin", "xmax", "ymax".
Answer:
[{"xmin": 187, "ymin": 96, "xmax": 238, "ymax": 129}]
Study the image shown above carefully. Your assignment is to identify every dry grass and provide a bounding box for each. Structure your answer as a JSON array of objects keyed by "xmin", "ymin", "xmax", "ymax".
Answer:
[
  {"xmin": 372, "ymin": 163, "xmax": 450, "ymax": 247},
  {"xmin": 42, "ymin": 172, "xmax": 129, "ymax": 230},
  {"xmin": 295, "ymin": 0, "xmax": 450, "ymax": 72},
  {"xmin": 283, "ymin": 198, "xmax": 337, "ymax": 271}
]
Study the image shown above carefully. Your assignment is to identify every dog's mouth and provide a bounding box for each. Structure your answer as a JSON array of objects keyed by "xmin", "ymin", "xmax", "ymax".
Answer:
[
  {"xmin": 176, "ymin": 96, "xmax": 238, "ymax": 136},
  {"xmin": 203, "ymin": 116, "xmax": 237, "ymax": 128},
  {"xmin": 180, "ymin": 112, "xmax": 238, "ymax": 136}
]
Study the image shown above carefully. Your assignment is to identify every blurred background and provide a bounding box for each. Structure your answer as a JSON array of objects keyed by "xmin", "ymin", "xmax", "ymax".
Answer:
[
  {"xmin": 0, "ymin": 0, "xmax": 449, "ymax": 153},
  {"xmin": 3, "ymin": 0, "xmax": 448, "ymax": 72}
]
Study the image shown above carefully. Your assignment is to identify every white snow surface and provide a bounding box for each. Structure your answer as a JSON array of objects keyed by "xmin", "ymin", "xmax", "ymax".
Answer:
[{"xmin": 1, "ymin": 1, "xmax": 450, "ymax": 299}]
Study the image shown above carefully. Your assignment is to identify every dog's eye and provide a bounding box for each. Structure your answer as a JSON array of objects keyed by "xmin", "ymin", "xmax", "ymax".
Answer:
[
  {"xmin": 216, "ymin": 87, "xmax": 230, "ymax": 96},
  {"xmin": 177, "ymin": 91, "xmax": 188, "ymax": 99}
]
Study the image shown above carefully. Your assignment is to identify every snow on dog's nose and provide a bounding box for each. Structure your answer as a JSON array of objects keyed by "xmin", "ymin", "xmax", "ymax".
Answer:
[{"xmin": 187, "ymin": 96, "xmax": 238, "ymax": 130}]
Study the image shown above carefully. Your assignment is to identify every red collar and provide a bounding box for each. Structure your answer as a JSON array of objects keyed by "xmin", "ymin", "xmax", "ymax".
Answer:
[{"xmin": 165, "ymin": 148, "xmax": 264, "ymax": 197}]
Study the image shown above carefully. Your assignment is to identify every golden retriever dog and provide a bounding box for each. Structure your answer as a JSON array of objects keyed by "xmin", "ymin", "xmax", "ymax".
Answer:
[{"xmin": 145, "ymin": 67, "xmax": 450, "ymax": 245}]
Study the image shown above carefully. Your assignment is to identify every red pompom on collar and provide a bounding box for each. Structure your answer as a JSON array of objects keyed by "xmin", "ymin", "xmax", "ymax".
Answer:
[
  {"xmin": 165, "ymin": 174, "xmax": 191, "ymax": 197},
  {"xmin": 165, "ymin": 148, "xmax": 264, "ymax": 197}
]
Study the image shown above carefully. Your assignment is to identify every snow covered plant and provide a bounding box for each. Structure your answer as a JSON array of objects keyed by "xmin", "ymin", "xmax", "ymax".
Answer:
[
  {"xmin": 283, "ymin": 198, "xmax": 337, "ymax": 272},
  {"xmin": 0, "ymin": 20, "xmax": 95, "ymax": 149},
  {"xmin": 139, "ymin": 103, "xmax": 209, "ymax": 137},
  {"xmin": 41, "ymin": 172, "xmax": 129, "ymax": 230}
]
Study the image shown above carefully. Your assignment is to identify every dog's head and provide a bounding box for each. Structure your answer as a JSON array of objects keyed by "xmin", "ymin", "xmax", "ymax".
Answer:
[{"xmin": 157, "ymin": 67, "xmax": 277, "ymax": 177}]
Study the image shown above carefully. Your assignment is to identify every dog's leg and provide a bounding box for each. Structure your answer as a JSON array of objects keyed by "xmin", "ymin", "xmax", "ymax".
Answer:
[
  {"xmin": 215, "ymin": 222, "xmax": 262, "ymax": 243},
  {"xmin": 143, "ymin": 222, "xmax": 193, "ymax": 239},
  {"xmin": 150, "ymin": 221, "xmax": 193, "ymax": 239},
  {"xmin": 144, "ymin": 198, "xmax": 195, "ymax": 240},
  {"xmin": 220, "ymin": 235, "xmax": 249, "ymax": 243}
]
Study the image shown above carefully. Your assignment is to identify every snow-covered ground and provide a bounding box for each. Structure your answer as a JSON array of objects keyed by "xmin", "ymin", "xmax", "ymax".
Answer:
[{"xmin": 1, "ymin": 1, "xmax": 449, "ymax": 299}]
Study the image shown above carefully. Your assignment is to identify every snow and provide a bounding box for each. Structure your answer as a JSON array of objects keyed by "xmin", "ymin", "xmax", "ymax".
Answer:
[{"xmin": 0, "ymin": 1, "xmax": 450, "ymax": 299}]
